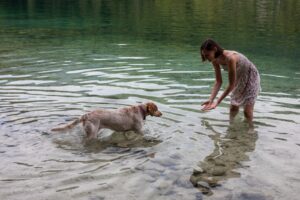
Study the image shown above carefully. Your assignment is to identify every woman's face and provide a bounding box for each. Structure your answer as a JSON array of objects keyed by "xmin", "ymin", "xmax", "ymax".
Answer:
[{"xmin": 202, "ymin": 49, "xmax": 216, "ymax": 62}]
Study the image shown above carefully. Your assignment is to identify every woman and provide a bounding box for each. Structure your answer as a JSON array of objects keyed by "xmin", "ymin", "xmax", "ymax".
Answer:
[{"xmin": 200, "ymin": 39, "xmax": 260, "ymax": 129}]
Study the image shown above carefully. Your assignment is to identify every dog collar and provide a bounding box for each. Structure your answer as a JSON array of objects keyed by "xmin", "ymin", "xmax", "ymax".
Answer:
[{"xmin": 139, "ymin": 105, "xmax": 147, "ymax": 120}]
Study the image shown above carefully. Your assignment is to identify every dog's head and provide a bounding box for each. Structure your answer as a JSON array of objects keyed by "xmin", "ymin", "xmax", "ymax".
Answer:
[{"xmin": 146, "ymin": 102, "xmax": 162, "ymax": 117}]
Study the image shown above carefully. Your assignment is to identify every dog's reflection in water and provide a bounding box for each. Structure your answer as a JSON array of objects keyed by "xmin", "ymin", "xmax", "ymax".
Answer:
[
  {"xmin": 54, "ymin": 130, "xmax": 161, "ymax": 153},
  {"xmin": 84, "ymin": 130, "xmax": 161, "ymax": 152}
]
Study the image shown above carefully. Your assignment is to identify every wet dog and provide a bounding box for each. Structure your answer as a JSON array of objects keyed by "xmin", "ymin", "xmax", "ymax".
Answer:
[{"xmin": 51, "ymin": 102, "xmax": 162, "ymax": 139}]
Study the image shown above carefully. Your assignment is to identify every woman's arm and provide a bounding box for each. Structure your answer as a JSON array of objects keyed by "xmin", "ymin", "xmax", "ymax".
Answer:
[
  {"xmin": 201, "ymin": 62, "xmax": 222, "ymax": 110},
  {"xmin": 216, "ymin": 57, "xmax": 236, "ymax": 105},
  {"xmin": 202, "ymin": 57, "xmax": 237, "ymax": 111},
  {"xmin": 209, "ymin": 62, "xmax": 223, "ymax": 102}
]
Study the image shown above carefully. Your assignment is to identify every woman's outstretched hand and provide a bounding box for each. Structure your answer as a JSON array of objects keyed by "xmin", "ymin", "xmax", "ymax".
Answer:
[{"xmin": 201, "ymin": 100, "xmax": 218, "ymax": 111}]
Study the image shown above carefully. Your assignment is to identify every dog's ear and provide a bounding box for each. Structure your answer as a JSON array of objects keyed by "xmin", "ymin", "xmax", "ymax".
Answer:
[
  {"xmin": 146, "ymin": 102, "xmax": 156, "ymax": 115},
  {"xmin": 146, "ymin": 102, "xmax": 162, "ymax": 117}
]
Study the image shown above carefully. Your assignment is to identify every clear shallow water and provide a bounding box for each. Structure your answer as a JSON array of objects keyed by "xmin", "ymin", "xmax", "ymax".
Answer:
[{"xmin": 0, "ymin": 1, "xmax": 300, "ymax": 200}]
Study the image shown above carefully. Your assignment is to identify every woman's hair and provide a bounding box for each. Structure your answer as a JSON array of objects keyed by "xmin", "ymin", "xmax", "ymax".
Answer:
[{"xmin": 200, "ymin": 39, "xmax": 224, "ymax": 62}]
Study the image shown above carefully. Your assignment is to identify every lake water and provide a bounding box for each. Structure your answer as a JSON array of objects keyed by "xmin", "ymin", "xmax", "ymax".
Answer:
[{"xmin": 0, "ymin": 1, "xmax": 299, "ymax": 200}]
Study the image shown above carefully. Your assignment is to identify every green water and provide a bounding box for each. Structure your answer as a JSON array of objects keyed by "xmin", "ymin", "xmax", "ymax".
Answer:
[{"xmin": 0, "ymin": 1, "xmax": 299, "ymax": 200}]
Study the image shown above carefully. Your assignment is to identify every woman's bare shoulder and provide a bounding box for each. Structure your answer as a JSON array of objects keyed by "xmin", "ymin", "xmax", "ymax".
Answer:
[{"xmin": 224, "ymin": 50, "xmax": 239, "ymax": 63}]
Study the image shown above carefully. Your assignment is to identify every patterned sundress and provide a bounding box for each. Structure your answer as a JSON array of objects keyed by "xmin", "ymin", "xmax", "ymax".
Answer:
[{"xmin": 221, "ymin": 51, "xmax": 261, "ymax": 106}]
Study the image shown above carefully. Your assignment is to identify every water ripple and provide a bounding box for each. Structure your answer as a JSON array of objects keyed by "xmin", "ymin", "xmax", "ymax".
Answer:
[{"xmin": 0, "ymin": 38, "xmax": 299, "ymax": 200}]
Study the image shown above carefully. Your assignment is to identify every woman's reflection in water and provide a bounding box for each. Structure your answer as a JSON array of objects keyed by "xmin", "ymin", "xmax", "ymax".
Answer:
[{"xmin": 190, "ymin": 119, "xmax": 258, "ymax": 195}]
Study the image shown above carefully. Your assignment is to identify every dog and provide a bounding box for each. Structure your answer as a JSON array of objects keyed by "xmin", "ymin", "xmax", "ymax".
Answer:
[{"xmin": 51, "ymin": 102, "xmax": 162, "ymax": 139}]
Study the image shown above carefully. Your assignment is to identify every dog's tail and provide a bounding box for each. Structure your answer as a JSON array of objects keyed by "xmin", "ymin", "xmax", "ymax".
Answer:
[{"xmin": 51, "ymin": 118, "xmax": 82, "ymax": 132}]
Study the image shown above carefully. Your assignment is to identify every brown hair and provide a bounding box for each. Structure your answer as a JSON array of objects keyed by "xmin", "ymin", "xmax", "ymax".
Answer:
[{"xmin": 200, "ymin": 39, "xmax": 224, "ymax": 62}]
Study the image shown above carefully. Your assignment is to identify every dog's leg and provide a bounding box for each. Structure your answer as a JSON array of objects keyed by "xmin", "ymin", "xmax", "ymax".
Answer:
[
  {"xmin": 84, "ymin": 121, "xmax": 98, "ymax": 139},
  {"xmin": 135, "ymin": 128, "xmax": 143, "ymax": 135},
  {"xmin": 134, "ymin": 122, "xmax": 144, "ymax": 135}
]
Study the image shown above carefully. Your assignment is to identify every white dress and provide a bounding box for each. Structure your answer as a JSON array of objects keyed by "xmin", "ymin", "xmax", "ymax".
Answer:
[{"xmin": 222, "ymin": 52, "xmax": 261, "ymax": 106}]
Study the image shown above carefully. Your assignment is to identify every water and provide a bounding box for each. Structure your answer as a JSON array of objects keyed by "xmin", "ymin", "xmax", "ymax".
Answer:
[{"xmin": 0, "ymin": 1, "xmax": 300, "ymax": 199}]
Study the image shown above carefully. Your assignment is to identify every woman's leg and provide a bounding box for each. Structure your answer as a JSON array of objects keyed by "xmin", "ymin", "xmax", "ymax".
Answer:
[
  {"xmin": 243, "ymin": 103, "xmax": 254, "ymax": 129},
  {"xmin": 230, "ymin": 105, "xmax": 239, "ymax": 124}
]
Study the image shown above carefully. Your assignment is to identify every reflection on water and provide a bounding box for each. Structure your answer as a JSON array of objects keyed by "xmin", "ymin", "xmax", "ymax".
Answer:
[
  {"xmin": 53, "ymin": 130, "xmax": 162, "ymax": 153},
  {"xmin": 190, "ymin": 120, "xmax": 258, "ymax": 195},
  {"xmin": 1, "ymin": 0, "xmax": 299, "ymax": 60}
]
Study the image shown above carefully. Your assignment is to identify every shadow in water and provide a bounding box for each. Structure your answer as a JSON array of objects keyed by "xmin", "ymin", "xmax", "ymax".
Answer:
[
  {"xmin": 53, "ymin": 130, "xmax": 162, "ymax": 153},
  {"xmin": 83, "ymin": 131, "xmax": 162, "ymax": 153},
  {"xmin": 190, "ymin": 120, "xmax": 258, "ymax": 196}
]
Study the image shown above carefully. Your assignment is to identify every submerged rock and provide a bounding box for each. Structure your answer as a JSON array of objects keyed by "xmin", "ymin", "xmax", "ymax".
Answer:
[{"xmin": 211, "ymin": 166, "xmax": 226, "ymax": 176}]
